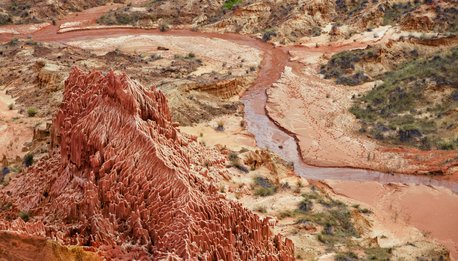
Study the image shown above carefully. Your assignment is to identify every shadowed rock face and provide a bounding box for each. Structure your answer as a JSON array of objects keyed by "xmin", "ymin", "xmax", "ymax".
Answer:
[{"xmin": 0, "ymin": 68, "xmax": 294, "ymax": 260}]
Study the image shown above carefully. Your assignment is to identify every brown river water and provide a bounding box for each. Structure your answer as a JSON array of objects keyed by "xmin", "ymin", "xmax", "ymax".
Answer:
[{"xmin": 1, "ymin": 16, "xmax": 458, "ymax": 193}]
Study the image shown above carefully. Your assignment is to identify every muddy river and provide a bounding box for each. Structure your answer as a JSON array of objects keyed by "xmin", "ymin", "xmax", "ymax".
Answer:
[{"xmin": 2, "ymin": 21, "xmax": 457, "ymax": 192}]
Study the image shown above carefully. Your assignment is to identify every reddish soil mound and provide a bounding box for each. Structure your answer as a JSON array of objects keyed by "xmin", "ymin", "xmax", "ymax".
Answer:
[{"xmin": 0, "ymin": 68, "xmax": 294, "ymax": 260}]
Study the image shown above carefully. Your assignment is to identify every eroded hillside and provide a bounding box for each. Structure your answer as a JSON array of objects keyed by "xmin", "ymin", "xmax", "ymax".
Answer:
[
  {"xmin": 0, "ymin": 68, "xmax": 295, "ymax": 260},
  {"xmin": 1, "ymin": 0, "xmax": 458, "ymax": 260}
]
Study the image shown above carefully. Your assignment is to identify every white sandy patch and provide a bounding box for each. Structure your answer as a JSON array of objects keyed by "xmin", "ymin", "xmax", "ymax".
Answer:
[{"xmin": 66, "ymin": 34, "xmax": 262, "ymax": 77}]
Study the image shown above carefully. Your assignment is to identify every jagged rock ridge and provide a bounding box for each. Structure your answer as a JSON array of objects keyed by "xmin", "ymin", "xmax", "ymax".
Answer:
[{"xmin": 0, "ymin": 68, "xmax": 294, "ymax": 260}]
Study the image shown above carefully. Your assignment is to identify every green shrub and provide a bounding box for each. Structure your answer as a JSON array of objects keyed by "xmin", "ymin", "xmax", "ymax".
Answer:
[
  {"xmin": 223, "ymin": 0, "xmax": 242, "ymax": 10},
  {"xmin": 311, "ymin": 26, "xmax": 322, "ymax": 37},
  {"xmin": 228, "ymin": 152, "xmax": 248, "ymax": 172},
  {"xmin": 228, "ymin": 152, "xmax": 239, "ymax": 162},
  {"xmin": 0, "ymin": 13, "xmax": 12, "ymax": 25},
  {"xmin": 298, "ymin": 198, "xmax": 313, "ymax": 213},
  {"xmin": 27, "ymin": 107, "xmax": 37, "ymax": 117},
  {"xmin": 253, "ymin": 176, "xmax": 277, "ymax": 196},
  {"xmin": 335, "ymin": 252, "xmax": 358, "ymax": 261},
  {"xmin": 19, "ymin": 211, "xmax": 30, "ymax": 222},
  {"xmin": 187, "ymin": 52, "xmax": 196, "ymax": 59},
  {"xmin": 262, "ymin": 29, "xmax": 277, "ymax": 42}
]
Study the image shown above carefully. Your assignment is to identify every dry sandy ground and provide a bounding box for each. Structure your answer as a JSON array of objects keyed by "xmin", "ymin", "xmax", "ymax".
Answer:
[
  {"xmin": 267, "ymin": 65, "xmax": 386, "ymax": 169},
  {"xmin": 0, "ymin": 90, "xmax": 33, "ymax": 163},
  {"xmin": 325, "ymin": 180, "xmax": 458, "ymax": 259},
  {"xmin": 0, "ymin": 23, "xmax": 50, "ymax": 35},
  {"xmin": 66, "ymin": 34, "xmax": 261, "ymax": 79},
  {"xmin": 180, "ymin": 115, "xmax": 255, "ymax": 151}
]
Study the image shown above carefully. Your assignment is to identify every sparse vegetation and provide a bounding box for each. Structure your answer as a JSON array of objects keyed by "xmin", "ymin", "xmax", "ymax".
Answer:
[
  {"xmin": 228, "ymin": 151, "xmax": 249, "ymax": 173},
  {"xmin": 255, "ymin": 206, "xmax": 267, "ymax": 213},
  {"xmin": 150, "ymin": 54, "xmax": 162, "ymax": 61},
  {"xmin": 1, "ymin": 202, "xmax": 12, "ymax": 211},
  {"xmin": 23, "ymin": 153, "xmax": 34, "ymax": 167},
  {"xmin": 335, "ymin": 252, "xmax": 358, "ymax": 261},
  {"xmin": 2, "ymin": 167, "xmax": 10, "ymax": 176},
  {"xmin": 311, "ymin": 26, "xmax": 322, "ymax": 37},
  {"xmin": 97, "ymin": 9, "xmax": 148, "ymax": 25},
  {"xmin": 223, "ymin": 0, "xmax": 242, "ymax": 10},
  {"xmin": 320, "ymin": 47, "xmax": 377, "ymax": 86},
  {"xmin": 187, "ymin": 52, "xmax": 196, "ymax": 59},
  {"xmin": 350, "ymin": 47, "xmax": 458, "ymax": 150},
  {"xmin": 253, "ymin": 176, "xmax": 277, "ymax": 197},
  {"xmin": 297, "ymin": 198, "xmax": 313, "ymax": 213},
  {"xmin": 293, "ymin": 191, "xmax": 359, "ymax": 249},
  {"xmin": 27, "ymin": 107, "xmax": 37, "ymax": 117},
  {"xmin": 433, "ymin": 6, "xmax": 458, "ymax": 33},
  {"xmin": 364, "ymin": 247, "xmax": 392, "ymax": 260},
  {"xmin": 18, "ymin": 211, "xmax": 30, "ymax": 222},
  {"xmin": 159, "ymin": 23, "xmax": 169, "ymax": 32},
  {"xmin": 216, "ymin": 120, "xmax": 225, "ymax": 131},
  {"xmin": 0, "ymin": 13, "xmax": 12, "ymax": 25},
  {"xmin": 8, "ymin": 38, "xmax": 19, "ymax": 46},
  {"xmin": 228, "ymin": 152, "xmax": 239, "ymax": 162},
  {"xmin": 278, "ymin": 210, "xmax": 295, "ymax": 219},
  {"xmin": 335, "ymin": 0, "xmax": 370, "ymax": 22},
  {"xmin": 383, "ymin": 2, "xmax": 420, "ymax": 26},
  {"xmin": 262, "ymin": 29, "xmax": 277, "ymax": 42}
]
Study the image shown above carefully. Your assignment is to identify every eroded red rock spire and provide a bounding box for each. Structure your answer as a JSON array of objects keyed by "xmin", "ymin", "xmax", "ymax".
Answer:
[{"xmin": 0, "ymin": 68, "xmax": 294, "ymax": 260}]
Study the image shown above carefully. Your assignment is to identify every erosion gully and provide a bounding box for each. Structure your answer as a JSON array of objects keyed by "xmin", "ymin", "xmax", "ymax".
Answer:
[{"xmin": 2, "ymin": 19, "xmax": 458, "ymax": 193}]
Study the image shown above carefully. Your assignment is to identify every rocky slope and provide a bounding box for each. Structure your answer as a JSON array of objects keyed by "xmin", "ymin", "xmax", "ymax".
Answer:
[
  {"xmin": 321, "ymin": 36, "xmax": 458, "ymax": 153},
  {"xmin": 0, "ymin": 37, "xmax": 255, "ymax": 125},
  {"xmin": 0, "ymin": 0, "xmax": 111, "ymax": 25},
  {"xmin": 96, "ymin": 0, "xmax": 457, "ymax": 44},
  {"xmin": 0, "ymin": 68, "xmax": 294, "ymax": 260}
]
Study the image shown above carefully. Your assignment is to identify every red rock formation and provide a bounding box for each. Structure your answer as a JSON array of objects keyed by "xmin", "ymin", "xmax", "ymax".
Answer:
[{"xmin": 0, "ymin": 68, "xmax": 294, "ymax": 260}]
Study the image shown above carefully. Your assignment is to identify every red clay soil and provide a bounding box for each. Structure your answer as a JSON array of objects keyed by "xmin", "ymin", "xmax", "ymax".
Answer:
[{"xmin": 0, "ymin": 68, "xmax": 294, "ymax": 260}]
